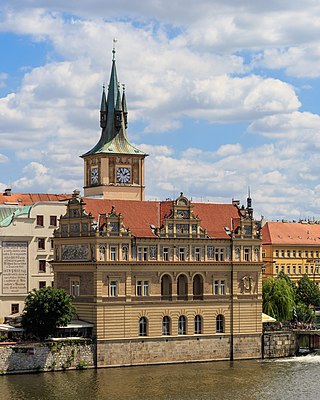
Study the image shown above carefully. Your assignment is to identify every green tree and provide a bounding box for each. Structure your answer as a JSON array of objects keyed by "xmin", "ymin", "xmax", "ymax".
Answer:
[
  {"xmin": 263, "ymin": 276, "xmax": 295, "ymax": 321},
  {"xmin": 22, "ymin": 287, "xmax": 76, "ymax": 340},
  {"xmin": 296, "ymin": 275, "xmax": 320, "ymax": 308},
  {"xmin": 295, "ymin": 301, "xmax": 316, "ymax": 323}
]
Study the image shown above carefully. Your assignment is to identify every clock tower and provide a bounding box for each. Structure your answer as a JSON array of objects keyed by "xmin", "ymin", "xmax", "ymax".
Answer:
[{"xmin": 81, "ymin": 46, "xmax": 147, "ymax": 200}]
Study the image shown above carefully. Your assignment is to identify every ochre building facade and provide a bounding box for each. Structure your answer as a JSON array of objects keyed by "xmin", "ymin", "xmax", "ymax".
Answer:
[
  {"xmin": 262, "ymin": 221, "xmax": 320, "ymax": 285},
  {"xmin": 52, "ymin": 49, "xmax": 263, "ymax": 367}
]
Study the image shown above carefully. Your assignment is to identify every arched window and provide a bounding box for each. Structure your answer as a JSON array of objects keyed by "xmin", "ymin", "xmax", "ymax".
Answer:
[
  {"xmin": 177, "ymin": 275, "xmax": 188, "ymax": 300},
  {"xmin": 216, "ymin": 314, "xmax": 224, "ymax": 333},
  {"xmin": 161, "ymin": 275, "xmax": 172, "ymax": 300},
  {"xmin": 193, "ymin": 274, "xmax": 203, "ymax": 300},
  {"xmin": 139, "ymin": 317, "xmax": 147, "ymax": 336},
  {"xmin": 162, "ymin": 316, "xmax": 171, "ymax": 335},
  {"xmin": 194, "ymin": 315, "xmax": 202, "ymax": 334},
  {"xmin": 178, "ymin": 315, "xmax": 187, "ymax": 335}
]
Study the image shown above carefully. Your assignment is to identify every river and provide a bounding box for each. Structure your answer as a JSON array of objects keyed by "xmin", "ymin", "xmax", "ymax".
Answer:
[{"xmin": 1, "ymin": 354, "xmax": 320, "ymax": 400}]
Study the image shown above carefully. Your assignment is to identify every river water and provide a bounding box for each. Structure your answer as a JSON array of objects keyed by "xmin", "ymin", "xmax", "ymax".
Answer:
[{"xmin": 1, "ymin": 355, "xmax": 320, "ymax": 400}]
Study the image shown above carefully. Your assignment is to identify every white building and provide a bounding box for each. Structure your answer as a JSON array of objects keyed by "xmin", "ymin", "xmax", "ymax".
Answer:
[{"xmin": 0, "ymin": 191, "xmax": 68, "ymax": 322}]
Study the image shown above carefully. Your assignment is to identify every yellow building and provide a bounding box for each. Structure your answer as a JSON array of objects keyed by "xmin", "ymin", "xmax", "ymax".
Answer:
[
  {"xmin": 262, "ymin": 221, "xmax": 320, "ymax": 285},
  {"xmin": 52, "ymin": 49, "xmax": 263, "ymax": 366}
]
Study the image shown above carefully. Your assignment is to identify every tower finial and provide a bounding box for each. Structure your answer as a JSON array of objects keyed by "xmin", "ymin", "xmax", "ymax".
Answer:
[{"xmin": 112, "ymin": 38, "xmax": 117, "ymax": 61}]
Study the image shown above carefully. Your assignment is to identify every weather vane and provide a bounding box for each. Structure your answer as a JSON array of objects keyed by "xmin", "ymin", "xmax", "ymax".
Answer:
[{"xmin": 112, "ymin": 38, "xmax": 117, "ymax": 60}]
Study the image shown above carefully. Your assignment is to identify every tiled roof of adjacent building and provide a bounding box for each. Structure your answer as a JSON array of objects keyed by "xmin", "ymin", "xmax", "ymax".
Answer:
[
  {"xmin": 0, "ymin": 192, "xmax": 70, "ymax": 206},
  {"xmin": 262, "ymin": 221, "xmax": 320, "ymax": 245},
  {"xmin": 83, "ymin": 198, "xmax": 239, "ymax": 239}
]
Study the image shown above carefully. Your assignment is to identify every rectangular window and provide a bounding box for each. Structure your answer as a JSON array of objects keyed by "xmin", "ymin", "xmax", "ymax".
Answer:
[
  {"xmin": 219, "ymin": 248, "xmax": 224, "ymax": 261},
  {"xmin": 298, "ymin": 250, "xmax": 302, "ymax": 257},
  {"xmin": 220, "ymin": 280, "xmax": 225, "ymax": 295},
  {"xmin": 137, "ymin": 247, "xmax": 142, "ymax": 261},
  {"xmin": 244, "ymin": 248, "xmax": 250, "ymax": 262},
  {"xmin": 287, "ymin": 250, "xmax": 290, "ymax": 257},
  {"xmin": 305, "ymin": 265, "xmax": 309, "ymax": 275},
  {"xmin": 287, "ymin": 265, "xmax": 290, "ymax": 274},
  {"xmin": 143, "ymin": 281, "xmax": 149, "ymax": 296},
  {"xmin": 50, "ymin": 239, "xmax": 54, "ymax": 249},
  {"xmin": 275, "ymin": 265, "xmax": 279, "ymax": 274},
  {"xmin": 137, "ymin": 280, "xmax": 142, "ymax": 296},
  {"xmin": 195, "ymin": 248, "xmax": 200, "ymax": 261},
  {"xmin": 275, "ymin": 250, "xmax": 279, "ymax": 257},
  {"xmin": 39, "ymin": 281, "xmax": 46, "ymax": 289},
  {"xmin": 50, "ymin": 215, "xmax": 57, "ymax": 226},
  {"xmin": 214, "ymin": 280, "xmax": 219, "ymax": 295},
  {"xmin": 316, "ymin": 251, "xmax": 319, "ymax": 258},
  {"xmin": 281, "ymin": 265, "xmax": 284, "ymax": 272},
  {"xmin": 39, "ymin": 260, "xmax": 46, "ymax": 273},
  {"xmin": 110, "ymin": 247, "xmax": 117, "ymax": 261},
  {"xmin": 179, "ymin": 248, "xmax": 185, "ymax": 261},
  {"xmin": 36, "ymin": 215, "xmax": 44, "ymax": 226},
  {"xmin": 71, "ymin": 280, "xmax": 80, "ymax": 297},
  {"xmin": 293, "ymin": 250, "xmax": 296, "ymax": 257},
  {"xmin": 305, "ymin": 251, "xmax": 309, "ymax": 258},
  {"xmin": 38, "ymin": 238, "xmax": 45, "ymax": 250},
  {"xmin": 298, "ymin": 265, "xmax": 302, "ymax": 274},
  {"xmin": 311, "ymin": 251, "xmax": 314, "ymax": 258},
  {"xmin": 110, "ymin": 281, "xmax": 118, "ymax": 297},
  {"xmin": 262, "ymin": 250, "xmax": 266, "ymax": 258},
  {"xmin": 281, "ymin": 250, "xmax": 285, "ymax": 258},
  {"xmin": 143, "ymin": 247, "xmax": 148, "ymax": 261},
  {"xmin": 11, "ymin": 304, "xmax": 19, "ymax": 314},
  {"xmin": 293, "ymin": 265, "xmax": 296, "ymax": 274},
  {"xmin": 136, "ymin": 280, "xmax": 149, "ymax": 296},
  {"xmin": 311, "ymin": 266, "xmax": 314, "ymax": 274},
  {"xmin": 163, "ymin": 247, "xmax": 169, "ymax": 261}
]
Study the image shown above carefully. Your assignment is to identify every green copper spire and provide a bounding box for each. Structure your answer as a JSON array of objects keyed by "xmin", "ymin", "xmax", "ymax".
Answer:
[{"xmin": 82, "ymin": 44, "xmax": 146, "ymax": 157}]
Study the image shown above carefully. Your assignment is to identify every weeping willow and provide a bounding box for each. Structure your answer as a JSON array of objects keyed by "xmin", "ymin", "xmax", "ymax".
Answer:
[{"xmin": 263, "ymin": 276, "xmax": 295, "ymax": 321}]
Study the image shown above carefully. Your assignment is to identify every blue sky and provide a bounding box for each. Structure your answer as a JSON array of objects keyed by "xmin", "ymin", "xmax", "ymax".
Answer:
[{"xmin": 1, "ymin": 1, "xmax": 320, "ymax": 221}]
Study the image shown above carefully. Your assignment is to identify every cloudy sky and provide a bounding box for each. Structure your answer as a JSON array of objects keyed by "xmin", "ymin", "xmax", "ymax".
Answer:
[{"xmin": 1, "ymin": 1, "xmax": 320, "ymax": 221}]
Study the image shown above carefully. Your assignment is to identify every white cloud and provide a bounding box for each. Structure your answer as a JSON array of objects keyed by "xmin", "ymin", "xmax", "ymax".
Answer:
[{"xmin": 1, "ymin": 1, "xmax": 320, "ymax": 221}]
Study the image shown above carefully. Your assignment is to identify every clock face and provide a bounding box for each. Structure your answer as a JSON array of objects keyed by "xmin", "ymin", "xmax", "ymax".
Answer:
[
  {"xmin": 91, "ymin": 167, "xmax": 99, "ymax": 184},
  {"xmin": 116, "ymin": 167, "xmax": 131, "ymax": 184}
]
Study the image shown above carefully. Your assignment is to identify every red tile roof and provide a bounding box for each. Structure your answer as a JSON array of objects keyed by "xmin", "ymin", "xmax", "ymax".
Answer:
[
  {"xmin": 83, "ymin": 198, "xmax": 239, "ymax": 239},
  {"xmin": 0, "ymin": 193, "xmax": 71, "ymax": 206},
  {"xmin": 262, "ymin": 222, "xmax": 320, "ymax": 245}
]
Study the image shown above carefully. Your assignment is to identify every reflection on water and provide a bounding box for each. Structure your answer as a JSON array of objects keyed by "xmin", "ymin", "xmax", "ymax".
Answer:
[{"xmin": 1, "ymin": 355, "xmax": 320, "ymax": 400}]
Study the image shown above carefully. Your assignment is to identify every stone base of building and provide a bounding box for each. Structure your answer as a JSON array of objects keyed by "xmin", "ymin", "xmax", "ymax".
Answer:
[
  {"xmin": 96, "ymin": 334, "xmax": 262, "ymax": 367},
  {"xmin": 263, "ymin": 331, "xmax": 297, "ymax": 358}
]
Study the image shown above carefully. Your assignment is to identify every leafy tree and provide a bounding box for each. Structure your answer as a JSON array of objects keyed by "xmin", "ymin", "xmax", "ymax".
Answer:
[
  {"xmin": 296, "ymin": 275, "xmax": 320, "ymax": 308},
  {"xmin": 295, "ymin": 301, "xmax": 316, "ymax": 323},
  {"xmin": 263, "ymin": 276, "xmax": 295, "ymax": 321},
  {"xmin": 22, "ymin": 287, "xmax": 76, "ymax": 340}
]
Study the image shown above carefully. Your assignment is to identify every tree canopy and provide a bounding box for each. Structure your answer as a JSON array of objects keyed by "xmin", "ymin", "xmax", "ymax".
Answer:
[
  {"xmin": 296, "ymin": 275, "xmax": 320, "ymax": 308},
  {"xmin": 263, "ymin": 273, "xmax": 320, "ymax": 323},
  {"xmin": 22, "ymin": 287, "xmax": 76, "ymax": 340},
  {"xmin": 263, "ymin": 275, "xmax": 295, "ymax": 321}
]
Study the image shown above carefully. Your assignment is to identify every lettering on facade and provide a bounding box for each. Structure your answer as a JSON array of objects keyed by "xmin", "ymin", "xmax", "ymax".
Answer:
[
  {"xmin": 61, "ymin": 244, "xmax": 89, "ymax": 261},
  {"xmin": 2, "ymin": 241, "xmax": 28, "ymax": 294}
]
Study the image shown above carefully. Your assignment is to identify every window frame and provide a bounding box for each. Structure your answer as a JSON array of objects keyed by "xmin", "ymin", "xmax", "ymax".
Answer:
[
  {"xmin": 36, "ymin": 215, "xmax": 44, "ymax": 227},
  {"xmin": 110, "ymin": 280, "xmax": 118, "ymax": 297}
]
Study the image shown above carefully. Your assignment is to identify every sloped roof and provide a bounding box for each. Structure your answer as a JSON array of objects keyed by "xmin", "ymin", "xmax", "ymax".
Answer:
[
  {"xmin": 0, "ymin": 193, "xmax": 70, "ymax": 206},
  {"xmin": 83, "ymin": 198, "xmax": 238, "ymax": 239},
  {"xmin": 0, "ymin": 206, "xmax": 32, "ymax": 227},
  {"xmin": 262, "ymin": 222, "xmax": 320, "ymax": 245}
]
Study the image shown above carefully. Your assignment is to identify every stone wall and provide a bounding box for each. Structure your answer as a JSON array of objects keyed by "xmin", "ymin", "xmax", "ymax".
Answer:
[
  {"xmin": 263, "ymin": 331, "xmax": 297, "ymax": 358},
  {"xmin": 0, "ymin": 340, "xmax": 94, "ymax": 374},
  {"xmin": 97, "ymin": 334, "xmax": 262, "ymax": 367}
]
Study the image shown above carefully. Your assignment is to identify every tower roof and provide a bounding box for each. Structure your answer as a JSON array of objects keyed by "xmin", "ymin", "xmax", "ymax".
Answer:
[{"xmin": 82, "ymin": 47, "xmax": 146, "ymax": 157}]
